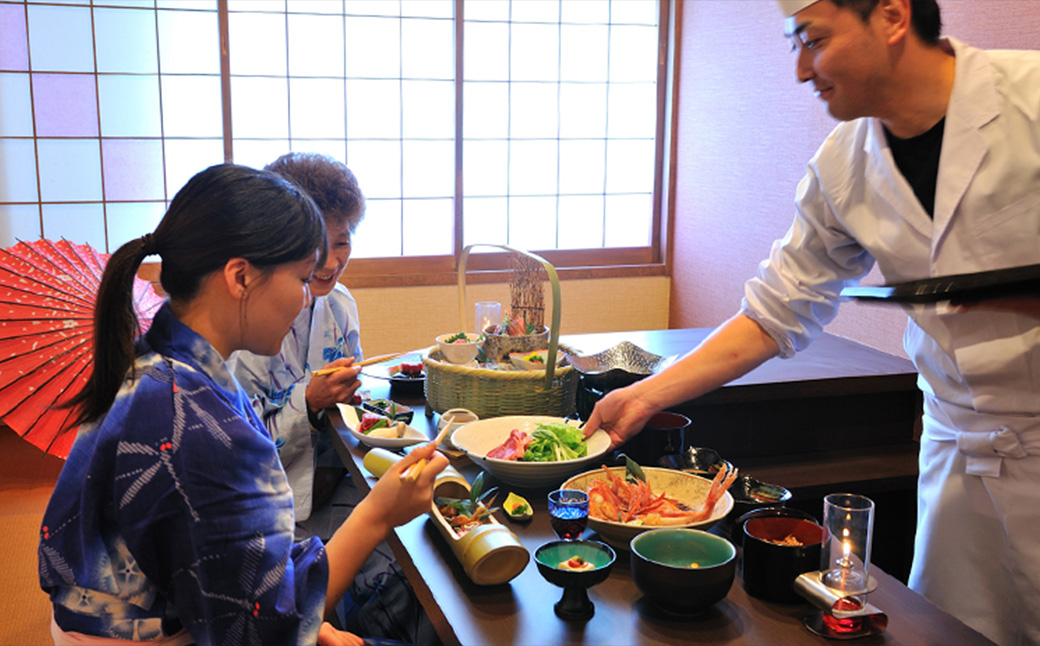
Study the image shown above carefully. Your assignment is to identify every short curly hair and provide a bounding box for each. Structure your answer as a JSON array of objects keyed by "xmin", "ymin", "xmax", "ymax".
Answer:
[{"xmin": 265, "ymin": 152, "xmax": 366, "ymax": 233}]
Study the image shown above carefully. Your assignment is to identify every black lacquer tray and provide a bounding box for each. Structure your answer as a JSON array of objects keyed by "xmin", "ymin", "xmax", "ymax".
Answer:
[{"xmin": 840, "ymin": 263, "xmax": 1040, "ymax": 304}]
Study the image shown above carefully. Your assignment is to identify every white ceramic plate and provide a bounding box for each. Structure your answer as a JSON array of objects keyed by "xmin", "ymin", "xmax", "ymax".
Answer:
[
  {"xmin": 337, "ymin": 403, "xmax": 429, "ymax": 449},
  {"xmin": 561, "ymin": 466, "xmax": 734, "ymax": 550},
  {"xmin": 449, "ymin": 415, "xmax": 611, "ymax": 489}
]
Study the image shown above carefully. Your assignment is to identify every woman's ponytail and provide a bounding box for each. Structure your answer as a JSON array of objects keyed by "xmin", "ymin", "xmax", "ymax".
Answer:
[{"xmin": 68, "ymin": 235, "xmax": 155, "ymax": 427}]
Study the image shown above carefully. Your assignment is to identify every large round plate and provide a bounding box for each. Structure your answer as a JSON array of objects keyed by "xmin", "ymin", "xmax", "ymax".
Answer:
[
  {"xmin": 561, "ymin": 466, "xmax": 733, "ymax": 550},
  {"xmin": 337, "ymin": 403, "xmax": 428, "ymax": 449},
  {"xmin": 449, "ymin": 416, "xmax": 611, "ymax": 489}
]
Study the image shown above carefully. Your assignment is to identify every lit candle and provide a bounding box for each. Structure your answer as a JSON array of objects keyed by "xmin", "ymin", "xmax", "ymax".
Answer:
[{"xmin": 821, "ymin": 493, "xmax": 875, "ymax": 597}]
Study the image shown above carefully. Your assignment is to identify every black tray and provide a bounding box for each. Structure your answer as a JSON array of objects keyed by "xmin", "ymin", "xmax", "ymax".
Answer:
[{"xmin": 840, "ymin": 263, "xmax": 1040, "ymax": 304}]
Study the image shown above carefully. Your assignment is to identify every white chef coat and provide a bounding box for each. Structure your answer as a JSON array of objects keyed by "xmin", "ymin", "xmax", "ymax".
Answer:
[
  {"xmin": 741, "ymin": 38, "xmax": 1040, "ymax": 646},
  {"xmin": 229, "ymin": 283, "xmax": 362, "ymax": 522}
]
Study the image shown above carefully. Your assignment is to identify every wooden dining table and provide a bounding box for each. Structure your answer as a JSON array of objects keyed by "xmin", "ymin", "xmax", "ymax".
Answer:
[{"xmin": 328, "ymin": 329, "xmax": 994, "ymax": 646}]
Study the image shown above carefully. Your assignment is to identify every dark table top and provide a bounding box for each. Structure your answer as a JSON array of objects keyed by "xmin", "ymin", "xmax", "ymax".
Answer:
[{"xmin": 328, "ymin": 329, "xmax": 990, "ymax": 646}]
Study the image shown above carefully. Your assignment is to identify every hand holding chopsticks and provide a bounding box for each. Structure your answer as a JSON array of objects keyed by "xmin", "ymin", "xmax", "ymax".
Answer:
[
  {"xmin": 400, "ymin": 414, "xmax": 455, "ymax": 483},
  {"xmin": 311, "ymin": 352, "xmax": 407, "ymax": 377}
]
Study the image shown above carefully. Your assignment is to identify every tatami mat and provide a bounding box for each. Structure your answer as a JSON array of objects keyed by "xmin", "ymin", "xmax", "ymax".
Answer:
[
  {"xmin": 0, "ymin": 427, "xmax": 63, "ymax": 646},
  {"xmin": 0, "ymin": 513, "xmax": 51, "ymax": 646}
]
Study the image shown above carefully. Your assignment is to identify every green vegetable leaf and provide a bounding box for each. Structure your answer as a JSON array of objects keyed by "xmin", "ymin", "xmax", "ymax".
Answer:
[
  {"xmin": 522, "ymin": 422, "xmax": 588, "ymax": 462},
  {"xmin": 446, "ymin": 331, "xmax": 468, "ymax": 343}
]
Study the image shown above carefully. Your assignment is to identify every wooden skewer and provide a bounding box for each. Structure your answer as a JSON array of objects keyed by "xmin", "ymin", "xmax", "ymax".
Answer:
[
  {"xmin": 311, "ymin": 352, "xmax": 407, "ymax": 377},
  {"xmin": 400, "ymin": 414, "xmax": 456, "ymax": 482}
]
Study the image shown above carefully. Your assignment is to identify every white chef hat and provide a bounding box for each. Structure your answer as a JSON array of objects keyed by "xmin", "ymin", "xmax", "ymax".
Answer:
[{"xmin": 776, "ymin": 0, "xmax": 821, "ymax": 17}]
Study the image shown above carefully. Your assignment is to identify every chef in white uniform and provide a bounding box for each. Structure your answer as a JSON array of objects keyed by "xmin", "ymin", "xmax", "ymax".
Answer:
[{"xmin": 583, "ymin": 2, "xmax": 1040, "ymax": 644}]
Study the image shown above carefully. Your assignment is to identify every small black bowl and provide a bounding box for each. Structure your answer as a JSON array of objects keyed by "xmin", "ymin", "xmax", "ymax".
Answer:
[
  {"xmin": 730, "ymin": 474, "xmax": 792, "ymax": 513},
  {"xmin": 388, "ymin": 373, "xmax": 424, "ymax": 396},
  {"xmin": 738, "ymin": 508, "xmax": 823, "ymax": 604}
]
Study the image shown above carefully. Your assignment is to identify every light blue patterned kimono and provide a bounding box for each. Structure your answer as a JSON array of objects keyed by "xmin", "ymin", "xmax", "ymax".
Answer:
[
  {"xmin": 38, "ymin": 303, "xmax": 329, "ymax": 646},
  {"xmin": 229, "ymin": 284, "xmax": 362, "ymax": 522}
]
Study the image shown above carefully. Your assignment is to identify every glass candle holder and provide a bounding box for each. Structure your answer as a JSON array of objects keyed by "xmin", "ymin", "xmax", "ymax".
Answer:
[
  {"xmin": 821, "ymin": 493, "xmax": 874, "ymax": 596},
  {"xmin": 474, "ymin": 301, "xmax": 502, "ymax": 334}
]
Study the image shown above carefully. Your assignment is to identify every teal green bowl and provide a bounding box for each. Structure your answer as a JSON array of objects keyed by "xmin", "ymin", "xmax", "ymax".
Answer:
[
  {"xmin": 535, "ymin": 540, "xmax": 615, "ymax": 589},
  {"xmin": 630, "ymin": 528, "xmax": 736, "ymax": 615}
]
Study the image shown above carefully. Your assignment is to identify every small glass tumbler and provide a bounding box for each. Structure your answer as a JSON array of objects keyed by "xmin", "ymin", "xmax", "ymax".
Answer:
[
  {"xmin": 474, "ymin": 301, "xmax": 502, "ymax": 335},
  {"xmin": 548, "ymin": 489, "xmax": 589, "ymax": 540},
  {"xmin": 821, "ymin": 493, "xmax": 874, "ymax": 596}
]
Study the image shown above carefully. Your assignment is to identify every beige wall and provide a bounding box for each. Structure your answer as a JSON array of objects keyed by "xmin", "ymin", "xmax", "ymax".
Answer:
[
  {"xmin": 671, "ymin": 0, "xmax": 1040, "ymax": 359},
  {"xmin": 351, "ymin": 0, "xmax": 1040, "ymax": 361},
  {"xmin": 353, "ymin": 276, "xmax": 671, "ymax": 357}
]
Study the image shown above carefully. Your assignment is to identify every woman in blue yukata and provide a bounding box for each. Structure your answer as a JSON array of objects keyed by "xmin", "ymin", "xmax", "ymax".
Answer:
[
  {"xmin": 38, "ymin": 163, "xmax": 448, "ymax": 646},
  {"xmin": 230, "ymin": 153, "xmax": 439, "ymax": 645}
]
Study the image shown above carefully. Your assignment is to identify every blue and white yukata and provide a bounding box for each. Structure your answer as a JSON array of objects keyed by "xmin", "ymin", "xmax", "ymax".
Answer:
[
  {"xmin": 39, "ymin": 303, "xmax": 328, "ymax": 646},
  {"xmin": 229, "ymin": 285, "xmax": 439, "ymax": 646},
  {"xmin": 229, "ymin": 283, "xmax": 363, "ymax": 527}
]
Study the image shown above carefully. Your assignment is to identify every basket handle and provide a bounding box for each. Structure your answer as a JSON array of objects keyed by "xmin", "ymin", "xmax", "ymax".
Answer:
[{"xmin": 458, "ymin": 244, "xmax": 561, "ymax": 390}]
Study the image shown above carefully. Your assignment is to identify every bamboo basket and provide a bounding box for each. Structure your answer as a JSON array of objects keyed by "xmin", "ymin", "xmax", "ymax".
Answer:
[{"xmin": 424, "ymin": 244, "xmax": 579, "ymax": 419}]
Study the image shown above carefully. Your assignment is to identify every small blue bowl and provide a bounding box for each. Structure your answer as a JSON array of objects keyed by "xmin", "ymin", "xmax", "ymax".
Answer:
[{"xmin": 630, "ymin": 528, "xmax": 736, "ymax": 615}]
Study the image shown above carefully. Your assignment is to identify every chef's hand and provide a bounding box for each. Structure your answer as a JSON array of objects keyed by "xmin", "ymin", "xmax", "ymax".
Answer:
[
  {"xmin": 951, "ymin": 295, "xmax": 1040, "ymax": 320},
  {"xmin": 581, "ymin": 385, "xmax": 659, "ymax": 450},
  {"xmin": 306, "ymin": 358, "xmax": 362, "ymax": 412},
  {"xmin": 317, "ymin": 622, "xmax": 364, "ymax": 646}
]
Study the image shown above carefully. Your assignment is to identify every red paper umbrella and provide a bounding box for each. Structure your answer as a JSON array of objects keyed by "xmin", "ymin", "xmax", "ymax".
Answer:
[{"xmin": 0, "ymin": 239, "xmax": 164, "ymax": 458}]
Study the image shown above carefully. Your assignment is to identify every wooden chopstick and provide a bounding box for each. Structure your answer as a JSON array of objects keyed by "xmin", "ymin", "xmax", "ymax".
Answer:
[
  {"xmin": 311, "ymin": 352, "xmax": 407, "ymax": 377},
  {"xmin": 400, "ymin": 415, "xmax": 455, "ymax": 482}
]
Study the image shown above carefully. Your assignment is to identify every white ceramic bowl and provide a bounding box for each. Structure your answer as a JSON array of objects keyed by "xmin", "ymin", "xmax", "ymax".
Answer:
[
  {"xmin": 450, "ymin": 415, "xmax": 611, "ymax": 489},
  {"xmin": 561, "ymin": 466, "xmax": 734, "ymax": 550},
  {"xmin": 337, "ymin": 403, "xmax": 428, "ymax": 449},
  {"xmin": 437, "ymin": 408, "xmax": 479, "ymax": 449},
  {"xmin": 436, "ymin": 332, "xmax": 485, "ymax": 364}
]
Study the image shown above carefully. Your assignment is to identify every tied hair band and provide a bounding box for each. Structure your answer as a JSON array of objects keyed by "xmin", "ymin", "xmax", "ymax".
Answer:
[{"xmin": 140, "ymin": 233, "xmax": 158, "ymax": 256}]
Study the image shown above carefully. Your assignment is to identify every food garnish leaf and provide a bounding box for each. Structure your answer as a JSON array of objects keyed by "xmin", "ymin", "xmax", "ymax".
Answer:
[
  {"xmin": 470, "ymin": 471, "xmax": 484, "ymax": 501},
  {"xmin": 620, "ymin": 453, "xmax": 647, "ymax": 483}
]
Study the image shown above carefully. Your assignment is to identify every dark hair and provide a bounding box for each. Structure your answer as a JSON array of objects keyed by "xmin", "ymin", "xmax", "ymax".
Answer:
[
  {"xmin": 71, "ymin": 163, "xmax": 328, "ymax": 426},
  {"xmin": 265, "ymin": 152, "xmax": 366, "ymax": 234},
  {"xmin": 829, "ymin": 0, "xmax": 942, "ymax": 44}
]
